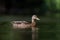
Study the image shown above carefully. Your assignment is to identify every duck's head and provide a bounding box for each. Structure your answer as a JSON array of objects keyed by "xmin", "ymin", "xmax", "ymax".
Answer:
[{"xmin": 32, "ymin": 15, "xmax": 40, "ymax": 20}]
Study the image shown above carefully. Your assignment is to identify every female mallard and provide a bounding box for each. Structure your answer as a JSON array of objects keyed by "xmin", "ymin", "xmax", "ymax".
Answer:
[{"xmin": 11, "ymin": 15, "xmax": 40, "ymax": 29}]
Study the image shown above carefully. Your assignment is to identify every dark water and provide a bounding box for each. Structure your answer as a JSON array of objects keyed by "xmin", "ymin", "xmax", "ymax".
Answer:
[{"xmin": 0, "ymin": 15, "xmax": 58, "ymax": 40}]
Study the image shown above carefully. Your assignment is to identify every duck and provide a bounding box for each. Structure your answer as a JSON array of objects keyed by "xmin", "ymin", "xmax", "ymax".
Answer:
[{"xmin": 11, "ymin": 15, "xmax": 40, "ymax": 29}]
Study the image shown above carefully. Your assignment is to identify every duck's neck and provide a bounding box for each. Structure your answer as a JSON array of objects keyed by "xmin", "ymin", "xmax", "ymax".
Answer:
[
  {"xmin": 32, "ymin": 19, "xmax": 35, "ymax": 23},
  {"xmin": 32, "ymin": 19, "xmax": 36, "ymax": 27}
]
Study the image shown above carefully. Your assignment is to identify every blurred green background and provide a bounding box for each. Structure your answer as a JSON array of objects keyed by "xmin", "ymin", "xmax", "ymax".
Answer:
[{"xmin": 0, "ymin": 0, "xmax": 60, "ymax": 40}]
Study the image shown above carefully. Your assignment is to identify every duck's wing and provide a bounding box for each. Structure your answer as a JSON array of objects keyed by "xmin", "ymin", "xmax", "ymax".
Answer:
[
  {"xmin": 22, "ymin": 21, "xmax": 31, "ymax": 24},
  {"xmin": 11, "ymin": 21, "xmax": 23, "ymax": 24}
]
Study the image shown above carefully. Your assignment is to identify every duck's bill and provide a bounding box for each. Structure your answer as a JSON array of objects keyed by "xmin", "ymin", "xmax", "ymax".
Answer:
[{"xmin": 36, "ymin": 18, "xmax": 40, "ymax": 20}]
